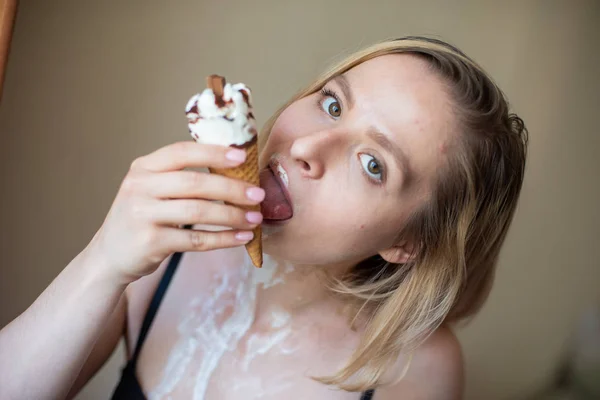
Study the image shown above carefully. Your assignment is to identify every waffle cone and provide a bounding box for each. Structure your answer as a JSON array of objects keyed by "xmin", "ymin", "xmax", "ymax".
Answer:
[{"xmin": 209, "ymin": 141, "xmax": 262, "ymax": 268}]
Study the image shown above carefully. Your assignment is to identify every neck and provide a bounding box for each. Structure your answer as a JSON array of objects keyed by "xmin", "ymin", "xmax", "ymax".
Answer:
[{"xmin": 254, "ymin": 255, "xmax": 350, "ymax": 315}]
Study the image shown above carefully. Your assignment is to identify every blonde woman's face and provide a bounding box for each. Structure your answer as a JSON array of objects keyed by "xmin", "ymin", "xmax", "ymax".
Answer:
[{"xmin": 259, "ymin": 54, "xmax": 456, "ymax": 266}]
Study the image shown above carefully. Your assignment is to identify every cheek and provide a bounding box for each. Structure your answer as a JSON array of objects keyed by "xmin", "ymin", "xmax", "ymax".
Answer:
[
  {"xmin": 267, "ymin": 104, "xmax": 309, "ymax": 145},
  {"xmin": 264, "ymin": 95, "xmax": 329, "ymax": 151},
  {"xmin": 306, "ymin": 195, "xmax": 399, "ymax": 252},
  {"xmin": 343, "ymin": 212, "xmax": 400, "ymax": 252},
  {"xmin": 336, "ymin": 191, "xmax": 410, "ymax": 250}
]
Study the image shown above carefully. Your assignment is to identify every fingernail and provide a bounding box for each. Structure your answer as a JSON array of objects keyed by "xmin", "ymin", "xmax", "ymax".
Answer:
[
  {"xmin": 226, "ymin": 149, "xmax": 246, "ymax": 163},
  {"xmin": 246, "ymin": 187, "xmax": 265, "ymax": 202},
  {"xmin": 236, "ymin": 231, "xmax": 254, "ymax": 242},
  {"xmin": 246, "ymin": 211, "xmax": 263, "ymax": 224}
]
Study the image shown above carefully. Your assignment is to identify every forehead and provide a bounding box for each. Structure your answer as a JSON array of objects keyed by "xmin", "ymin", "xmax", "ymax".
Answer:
[{"xmin": 341, "ymin": 54, "xmax": 457, "ymax": 185}]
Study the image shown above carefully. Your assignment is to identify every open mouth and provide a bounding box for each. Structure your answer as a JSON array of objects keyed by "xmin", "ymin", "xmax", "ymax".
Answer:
[{"xmin": 259, "ymin": 158, "xmax": 294, "ymax": 223}]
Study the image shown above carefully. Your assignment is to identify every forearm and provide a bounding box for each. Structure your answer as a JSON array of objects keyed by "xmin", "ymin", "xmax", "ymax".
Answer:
[{"xmin": 0, "ymin": 248, "xmax": 127, "ymax": 400}]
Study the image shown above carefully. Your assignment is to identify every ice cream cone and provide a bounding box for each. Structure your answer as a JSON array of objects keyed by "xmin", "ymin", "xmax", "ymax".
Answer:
[
  {"xmin": 186, "ymin": 74, "xmax": 263, "ymax": 267},
  {"xmin": 209, "ymin": 138, "xmax": 262, "ymax": 268}
]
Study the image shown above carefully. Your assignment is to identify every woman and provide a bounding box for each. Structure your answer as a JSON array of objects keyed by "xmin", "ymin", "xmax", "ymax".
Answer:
[{"xmin": 0, "ymin": 36, "xmax": 528, "ymax": 399}]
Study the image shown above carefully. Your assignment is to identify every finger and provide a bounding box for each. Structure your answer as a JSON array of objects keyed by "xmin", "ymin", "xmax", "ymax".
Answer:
[
  {"xmin": 151, "ymin": 199, "xmax": 262, "ymax": 229},
  {"xmin": 131, "ymin": 141, "xmax": 247, "ymax": 172},
  {"xmin": 143, "ymin": 171, "xmax": 265, "ymax": 206},
  {"xmin": 164, "ymin": 226, "xmax": 255, "ymax": 253}
]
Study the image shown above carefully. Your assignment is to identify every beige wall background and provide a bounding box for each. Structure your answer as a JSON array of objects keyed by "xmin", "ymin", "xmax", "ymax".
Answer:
[{"xmin": 1, "ymin": 1, "xmax": 598, "ymax": 399}]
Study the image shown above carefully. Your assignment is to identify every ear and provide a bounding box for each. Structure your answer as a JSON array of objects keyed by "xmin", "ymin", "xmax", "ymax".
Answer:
[{"xmin": 378, "ymin": 240, "xmax": 417, "ymax": 264}]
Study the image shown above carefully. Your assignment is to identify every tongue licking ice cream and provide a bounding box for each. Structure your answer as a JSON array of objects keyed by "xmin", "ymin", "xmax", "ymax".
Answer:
[
  {"xmin": 260, "ymin": 165, "xmax": 294, "ymax": 222},
  {"xmin": 185, "ymin": 75, "xmax": 262, "ymax": 268}
]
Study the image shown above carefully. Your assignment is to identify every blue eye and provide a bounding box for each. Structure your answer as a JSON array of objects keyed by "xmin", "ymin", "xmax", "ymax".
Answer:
[
  {"xmin": 320, "ymin": 89, "xmax": 342, "ymax": 119},
  {"xmin": 359, "ymin": 153, "xmax": 383, "ymax": 182}
]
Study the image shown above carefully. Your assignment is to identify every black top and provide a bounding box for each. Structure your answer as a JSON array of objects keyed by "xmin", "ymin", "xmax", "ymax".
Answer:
[{"xmin": 110, "ymin": 250, "xmax": 376, "ymax": 400}]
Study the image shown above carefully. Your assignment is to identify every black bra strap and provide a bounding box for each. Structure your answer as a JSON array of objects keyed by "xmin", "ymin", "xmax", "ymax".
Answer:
[
  {"xmin": 130, "ymin": 251, "xmax": 184, "ymax": 367},
  {"xmin": 360, "ymin": 389, "xmax": 375, "ymax": 400}
]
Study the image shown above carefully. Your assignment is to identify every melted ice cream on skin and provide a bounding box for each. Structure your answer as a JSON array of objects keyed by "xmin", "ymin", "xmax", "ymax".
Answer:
[
  {"xmin": 186, "ymin": 82, "xmax": 257, "ymax": 147},
  {"xmin": 142, "ymin": 247, "xmax": 365, "ymax": 400},
  {"xmin": 148, "ymin": 255, "xmax": 298, "ymax": 400}
]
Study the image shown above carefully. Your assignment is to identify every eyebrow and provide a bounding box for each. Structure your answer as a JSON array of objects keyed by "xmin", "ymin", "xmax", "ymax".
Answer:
[
  {"xmin": 366, "ymin": 127, "xmax": 412, "ymax": 184},
  {"xmin": 331, "ymin": 75, "xmax": 355, "ymax": 110}
]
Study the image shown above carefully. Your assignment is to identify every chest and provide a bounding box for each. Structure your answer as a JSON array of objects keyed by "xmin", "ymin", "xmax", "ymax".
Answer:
[{"xmin": 127, "ymin": 251, "xmax": 363, "ymax": 400}]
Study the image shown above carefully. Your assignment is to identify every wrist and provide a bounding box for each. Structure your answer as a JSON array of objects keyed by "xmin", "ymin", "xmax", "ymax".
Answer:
[{"xmin": 77, "ymin": 244, "xmax": 132, "ymax": 289}]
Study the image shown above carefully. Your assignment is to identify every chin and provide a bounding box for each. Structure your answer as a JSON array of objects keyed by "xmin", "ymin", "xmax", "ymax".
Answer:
[
  {"xmin": 261, "ymin": 222, "xmax": 287, "ymax": 254},
  {"xmin": 260, "ymin": 226, "xmax": 301, "ymax": 263}
]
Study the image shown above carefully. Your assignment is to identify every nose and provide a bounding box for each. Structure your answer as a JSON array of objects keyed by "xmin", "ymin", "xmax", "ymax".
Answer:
[{"xmin": 289, "ymin": 130, "xmax": 341, "ymax": 179}]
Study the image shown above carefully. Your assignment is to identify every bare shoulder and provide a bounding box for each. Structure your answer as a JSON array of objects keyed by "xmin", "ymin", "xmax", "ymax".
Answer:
[{"xmin": 375, "ymin": 326, "xmax": 464, "ymax": 400}]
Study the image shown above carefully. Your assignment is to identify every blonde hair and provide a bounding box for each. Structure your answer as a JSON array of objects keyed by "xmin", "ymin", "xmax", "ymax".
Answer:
[{"xmin": 259, "ymin": 37, "xmax": 528, "ymax": 391}]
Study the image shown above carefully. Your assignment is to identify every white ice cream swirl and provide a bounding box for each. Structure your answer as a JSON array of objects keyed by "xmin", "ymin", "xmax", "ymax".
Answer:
[{"xmin": 186, "ymin": 82, "xmax": 256, "ymax": 147}]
